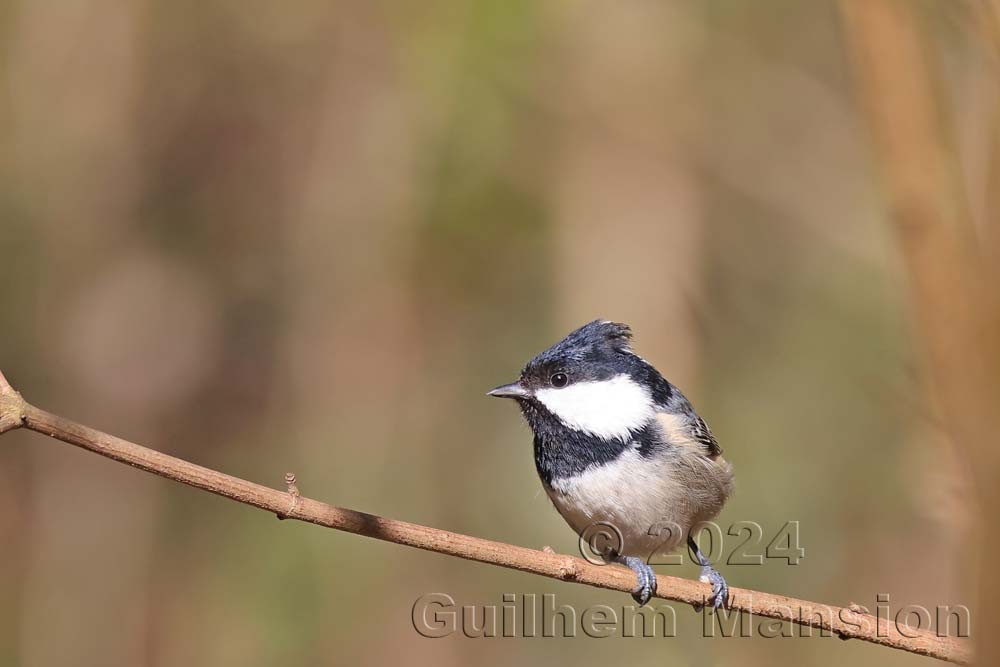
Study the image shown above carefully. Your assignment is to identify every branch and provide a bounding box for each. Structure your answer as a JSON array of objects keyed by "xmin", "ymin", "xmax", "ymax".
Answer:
[
  {"xmin": 0, "ymin": 372, "xmax": 972, "ymax": 664},
  {"xmin": 0, "ymin": 370, "xmax": 25, "ymax": 434}
]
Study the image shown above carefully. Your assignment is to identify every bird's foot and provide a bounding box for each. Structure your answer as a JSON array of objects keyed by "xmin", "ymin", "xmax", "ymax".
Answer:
[
  {"xmin": 618, "ymin": 556, "xmax": 657, "ymax": 606},
  {"xmin": 699, "ymin": 564, "xmax": 729, "ymax": 610}
]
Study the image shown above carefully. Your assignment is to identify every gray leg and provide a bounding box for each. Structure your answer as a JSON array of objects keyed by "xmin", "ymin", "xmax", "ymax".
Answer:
[
  {"xmin": 687, "ymin": 535, "xmax": 729, "ymax": 610},
  {"xmin": 617, "ymin": 555, "xmax": 657, "ymax": 606}
]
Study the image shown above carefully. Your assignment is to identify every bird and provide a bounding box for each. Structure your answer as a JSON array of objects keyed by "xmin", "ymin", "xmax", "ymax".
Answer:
[{"xmin": 488, "ymin": 320, "xmax": 734, "ymax": 608}]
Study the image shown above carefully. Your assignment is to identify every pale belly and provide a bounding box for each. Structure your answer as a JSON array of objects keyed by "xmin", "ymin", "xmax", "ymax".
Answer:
[{"xmin": 544, "ymin": 448, "xmax": 733, "ymax": 561}]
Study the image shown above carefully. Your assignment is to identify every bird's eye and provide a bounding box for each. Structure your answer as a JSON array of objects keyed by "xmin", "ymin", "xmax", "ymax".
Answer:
[{"xmin": 550, "ymin": 372, "xmax": 569, "ymax": 388}]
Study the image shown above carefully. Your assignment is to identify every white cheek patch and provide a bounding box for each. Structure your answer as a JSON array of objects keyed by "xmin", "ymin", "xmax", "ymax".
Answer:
[{"xmin": 535, "ymin": 374, "xmax": 654, "ymax": 441}]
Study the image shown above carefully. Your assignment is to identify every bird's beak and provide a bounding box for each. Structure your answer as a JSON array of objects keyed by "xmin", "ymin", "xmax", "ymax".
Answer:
[{"xmin": 487, "ymin": 381, "xmax": 530, "ymax": 399}]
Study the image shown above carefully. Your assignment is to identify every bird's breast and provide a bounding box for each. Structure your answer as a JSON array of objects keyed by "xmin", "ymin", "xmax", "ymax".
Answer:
[{"xmin": 543, "ymin": 445, "xmax": 733, "ymax": 560}]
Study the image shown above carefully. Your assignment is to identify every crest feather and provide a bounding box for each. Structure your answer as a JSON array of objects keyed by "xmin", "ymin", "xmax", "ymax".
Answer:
[
  {"xmin": 526, "ymin": 319, "xmax": 635, "ymax": 369},
  {"xmin": 593, "ymin": 320, "xmax": 632, "ymax": 348}
]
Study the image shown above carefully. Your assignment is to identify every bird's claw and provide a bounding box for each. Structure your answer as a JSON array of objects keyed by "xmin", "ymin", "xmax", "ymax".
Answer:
[
  {"xmin": 700, "ymin": 565, "xmax": 729, "ymax": 610},
  {"xmin": 619, "ymin": 556, "xmax": 657, "ymax": 606}
]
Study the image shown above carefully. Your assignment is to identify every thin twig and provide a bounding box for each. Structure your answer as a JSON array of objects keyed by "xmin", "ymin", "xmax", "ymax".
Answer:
[
  {"xmin": 0, "ymin": 373, "xmax": 972, "ymax": 664},
  {"xmin": 0, "ymin": 370, "xmax": 24, "ymax": 434}
]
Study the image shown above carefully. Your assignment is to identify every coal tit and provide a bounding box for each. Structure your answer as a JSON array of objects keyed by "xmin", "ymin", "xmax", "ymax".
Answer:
[{"xmin": 489, "ymin": 320, "xmax": 734, "ymax": 607}]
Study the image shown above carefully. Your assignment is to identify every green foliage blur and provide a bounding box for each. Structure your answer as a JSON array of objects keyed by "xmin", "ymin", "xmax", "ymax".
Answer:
[{"xmin": 0, "ymin": 2, "xmax": 990, "ymax": 665}]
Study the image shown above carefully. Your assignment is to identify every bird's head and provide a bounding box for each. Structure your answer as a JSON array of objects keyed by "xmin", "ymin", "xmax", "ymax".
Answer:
[{"xmin": 489, "ymin": 320, "xmax": 671, "ymax": 442}]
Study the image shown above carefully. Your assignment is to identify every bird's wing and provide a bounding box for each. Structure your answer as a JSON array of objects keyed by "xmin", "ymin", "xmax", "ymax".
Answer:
[
  {"xmin": 655, "ymin": 411, "xmax": 723, "ymax": 458},
  {"xmin": 689, "ymin": 415, "xmax": 723, "ymax": 458}
]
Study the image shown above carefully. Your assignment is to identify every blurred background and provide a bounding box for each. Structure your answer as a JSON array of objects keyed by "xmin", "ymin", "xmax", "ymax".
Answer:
[{"xmin": 0, "ymin": 1, "xmax": 997, "ymax": 665}]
